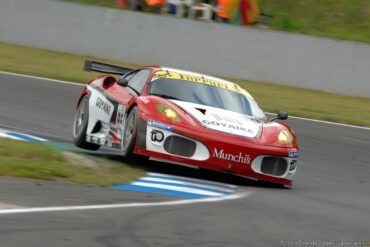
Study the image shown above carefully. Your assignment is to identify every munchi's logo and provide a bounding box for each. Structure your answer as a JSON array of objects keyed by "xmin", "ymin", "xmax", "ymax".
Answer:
[{"xmin": 212, "ymin": 148, "xmax": 251, "ymax": 164}]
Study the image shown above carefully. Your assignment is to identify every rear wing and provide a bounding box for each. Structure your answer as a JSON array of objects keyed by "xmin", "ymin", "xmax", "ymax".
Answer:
[{"xmin": 83, "ymin": 60, "xmax": 132, "ymax": 75}]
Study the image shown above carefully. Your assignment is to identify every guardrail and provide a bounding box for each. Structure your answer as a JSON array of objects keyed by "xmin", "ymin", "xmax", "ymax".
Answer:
[{"xmin": 1, "ymin": 0, "xmax": 369, "ymax": 97}]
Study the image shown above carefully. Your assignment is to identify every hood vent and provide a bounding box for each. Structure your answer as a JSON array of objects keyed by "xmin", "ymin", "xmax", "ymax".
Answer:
[{"xmin": 195, "ymin": 108, "xmax": 206, "ymax": 115}]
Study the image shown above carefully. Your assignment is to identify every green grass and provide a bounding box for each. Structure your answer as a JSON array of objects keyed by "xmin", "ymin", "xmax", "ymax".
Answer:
[
  {"xmin": 0, "ymin": 138, "xmax": 145, "ymax": 186},
  {"xmin": 64, "ymin": 0, "xmax": 370, "ymax": 43},
  {"xmin": 1, "ymin": 41, "xmax": 370, "ymax": 127},
  {"xmin": 233, "ymin": 79, "xmax": 370, "ymax": 127},
  {"xmin": 0, "ymin": 42, "xmax": 137, "ymax": 83},
  {"xmin": 258, "ymin": 0, "xmax": 370, "ymax": 43},
  {"xmin": 67, "ymin": 0, "xmax": 117, "ymax": 8}
]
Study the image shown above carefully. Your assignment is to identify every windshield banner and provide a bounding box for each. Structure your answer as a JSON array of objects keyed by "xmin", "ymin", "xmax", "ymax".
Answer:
[{"xmin": 152, "ymin": 70, "xmax": 252, "ymax": 98}]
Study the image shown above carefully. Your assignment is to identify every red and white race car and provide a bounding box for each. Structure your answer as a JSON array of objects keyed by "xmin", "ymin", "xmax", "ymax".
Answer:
[{"xmin": 73, "ymin": 61, "xmax": 299, "ymax": 186}]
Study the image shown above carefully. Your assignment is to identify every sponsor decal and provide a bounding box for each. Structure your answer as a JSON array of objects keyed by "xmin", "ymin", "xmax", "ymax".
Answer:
[
  {"xmin": 288, "ymin": 150, "xmax": 299, "ymax": 158},
  {"xmin": 202, "ymin": 120, "xmax": 252, "ymax": 133},
  {"xmin": 289, "ymin": 160, "xmax": 297, "ymax": 171},
  {"xmin": 96, "ymin": 97, "xmax": 112, "ymax": 115},
  {"xmin": 148, "ymin": 120, "xmax": 173, "ymax": 131},
  {"xmin": 88, "ymin": 135, "xmax": 103, "ymax": 144},
  {"xmin": 212, "ymin": 114, "xmax": 243, "ymax": 125},
  {"xmin": 152, "ymin": 70, "xmax": 252, "ymax": 98},
  {"xmin": 150, "ymin": 129, "xmax": 164, "ymax": 143},
  {"xmin": 212, "ymin": 148, "xmax": 251, "ymax": 165}
]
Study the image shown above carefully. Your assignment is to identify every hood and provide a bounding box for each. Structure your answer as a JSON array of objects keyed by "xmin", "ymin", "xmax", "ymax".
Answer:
[{"xmin": 171, "ymin": 100, "xmax": 261, "ymax": 138}]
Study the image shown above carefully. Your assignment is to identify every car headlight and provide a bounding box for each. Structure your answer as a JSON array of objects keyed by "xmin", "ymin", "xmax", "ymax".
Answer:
[
  {"xmin": 156, "ymin": 104, "xmax": 181, "ymax": 122},
  {"xmin": 278, "ymin": 130, "xmax": 293, "ymax": 144}
]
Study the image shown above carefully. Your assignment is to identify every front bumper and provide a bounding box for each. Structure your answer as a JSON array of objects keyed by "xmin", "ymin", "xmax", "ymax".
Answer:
[{"xmin": 134, "ymin": 118, "xmax": 298, "ymax": 186}]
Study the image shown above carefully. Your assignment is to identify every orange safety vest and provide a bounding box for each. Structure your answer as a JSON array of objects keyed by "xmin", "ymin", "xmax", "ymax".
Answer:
[
  {"xmin": 146, "ymin": 0, "xmax": 165, "ymax": 7},
  {"xmin": 218, "ymin": 0, "xmax": 232, "ymax": 19}
]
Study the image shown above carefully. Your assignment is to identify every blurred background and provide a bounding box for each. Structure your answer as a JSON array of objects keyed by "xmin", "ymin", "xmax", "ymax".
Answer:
[
  {"xmin": 67, "ymin": 0, "xmax": 370, "ymax": 42},
  {"xmin": 0, "ymin": 1, "xmax": 370, "ymax": 247}
]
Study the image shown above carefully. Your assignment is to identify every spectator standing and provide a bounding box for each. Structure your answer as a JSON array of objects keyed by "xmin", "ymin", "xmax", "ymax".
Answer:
[
  {"xmin": 118, "ymin": 0, "xmax": 143, "ymax": 10},
  {"xmin": 128, "ymin": 0, "xmax": 141, "ymax": 10},
  {"xmin": 145, "ymin": 0, "xmax": 165, "ymax": 13},
  {"xmin": 217, "ymin": 0, "xmax": 231, "ymax": 22},
  {"xmin": 117, "ymin": 0, "xmax": 127, "ymax": 8},
  {"xmin": 240, "ymin": 0, "xmax": 260, "ymax": 25},
  {"xmin": 217, "ymin": 0, "xmax": 240, "ymax": 23},
  {"xmin": 202, "ymin": 0, "xmax": 217, "ymax": 20}
]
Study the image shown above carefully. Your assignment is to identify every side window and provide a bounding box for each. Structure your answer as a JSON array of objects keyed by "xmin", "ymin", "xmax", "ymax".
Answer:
[
  {"xmin": 122, "ymin": 71, "xmax": 137, "ymax": 81},
  {"xmin": 127, "ymin": 69, "xmax": 151, "ymax": 94}
]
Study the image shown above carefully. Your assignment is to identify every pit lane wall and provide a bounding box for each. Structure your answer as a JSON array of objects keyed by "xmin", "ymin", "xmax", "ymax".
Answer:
[{"xmin": 1, "ymin": 0, "xmax": 370, "ymax": 98}]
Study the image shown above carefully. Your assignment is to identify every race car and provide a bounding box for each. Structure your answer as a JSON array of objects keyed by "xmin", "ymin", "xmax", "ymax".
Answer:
[{"xmin": 73, "ymin": 61, "xmax": 299, "ymax": 186}]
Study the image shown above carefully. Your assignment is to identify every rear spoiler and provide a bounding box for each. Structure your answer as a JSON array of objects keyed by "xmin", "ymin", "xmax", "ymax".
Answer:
[{"xmin": 83, "ymin": 60, "xmax": 132, "ymax": 75}]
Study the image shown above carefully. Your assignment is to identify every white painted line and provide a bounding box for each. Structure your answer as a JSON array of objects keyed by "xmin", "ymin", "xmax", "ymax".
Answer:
[
  {"xmin": 0, "ymin": 124, "xmax": 64, "ymax": 141},
  {"xmin": 132, "ymin": 182, "xmax": 225, "ymax": 197},
  {"xmin": 140, "ymin": 177, "xmax": 234, "ymax": 193},
  {"xmin": 265, "ymin": 112, "xmax": 370, "ymax": 131},
  {"xmin": 2, "ymin": 71, "xmax": 369, "ymax": 131},
  {"xmin": 0, "ymin": 71, "xmax": 84, "ymax": 87},
  {"xmin": 0, "ymin": 192, "xmax": 251, "ymax": 215},
  {"xmin": 11, "ymin": 132, "xmax": 47, "ymax": 142},
  {"xmin": 147, "ymin": 172, "xmax": 237, "ymax": 188},
  {"xmin": 0, "ymin": 132, "xmax": 23, "ymax": 141},
  {"xmin": 289, "ymin": 116, "xmax": 370, "ymax": 131},
  {"xmin": 0, "ymin": 128, "xmax": 47, "ymax": 142}
]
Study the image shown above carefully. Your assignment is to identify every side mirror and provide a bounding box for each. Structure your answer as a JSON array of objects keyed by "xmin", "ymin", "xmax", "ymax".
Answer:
[
  {"xmin": 270, "ymin": 111, "xmax": 288, "ymax": 122},
  {"xmin": 117, "ymin": 77, "xmax": 129, "ymax": 87}
]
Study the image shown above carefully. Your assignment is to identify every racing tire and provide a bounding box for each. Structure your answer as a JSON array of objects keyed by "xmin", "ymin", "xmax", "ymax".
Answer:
[
  {"xmin": 72, "ymin": 96, "xmax": 100, "ymax": 151},
  {"xmin": 121, "ymin": 106, "xmax": 138, "ymax": 158}
]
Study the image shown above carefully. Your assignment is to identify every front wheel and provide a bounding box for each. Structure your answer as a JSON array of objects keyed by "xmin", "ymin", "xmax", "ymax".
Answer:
[
  {"xmin": 121, "ymin": 106, "xmax": 138, "ymax": 158},
  {"xmin": 72, "ymin": 96, "xmax": 100, "ymax": 150}
]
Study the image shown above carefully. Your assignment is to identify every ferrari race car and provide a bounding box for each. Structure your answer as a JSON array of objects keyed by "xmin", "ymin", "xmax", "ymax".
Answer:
[{"xmin": 73, "ymin": 61, "xmax": 299, "ymax": 186}]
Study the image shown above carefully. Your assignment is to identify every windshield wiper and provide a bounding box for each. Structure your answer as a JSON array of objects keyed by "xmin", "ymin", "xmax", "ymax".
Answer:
[{"xmin": 149, "ymin": 93, "xmax": 182, "ymax": 101}]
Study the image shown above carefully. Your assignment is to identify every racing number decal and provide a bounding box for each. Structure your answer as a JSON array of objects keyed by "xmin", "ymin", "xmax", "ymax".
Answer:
[{"xmin": 117, "ymin": 105, "xmax": 126, "ymax": 138}]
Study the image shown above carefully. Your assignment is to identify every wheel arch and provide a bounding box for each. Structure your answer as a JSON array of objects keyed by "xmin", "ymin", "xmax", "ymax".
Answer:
[{"xmin": 76, "ymin": 88, "xmax": 89, "ymax": 108}]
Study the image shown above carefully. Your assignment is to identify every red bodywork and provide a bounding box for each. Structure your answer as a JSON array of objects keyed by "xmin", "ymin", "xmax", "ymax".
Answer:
[{"xmin": 77, "ymin": 67, "xmax": 299, "ymax": 186}]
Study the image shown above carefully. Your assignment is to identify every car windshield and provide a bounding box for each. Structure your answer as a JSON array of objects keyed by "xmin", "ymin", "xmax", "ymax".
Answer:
[{"xmin": 147, "ymin": 73, "xmax": 266, "ymax": 120}]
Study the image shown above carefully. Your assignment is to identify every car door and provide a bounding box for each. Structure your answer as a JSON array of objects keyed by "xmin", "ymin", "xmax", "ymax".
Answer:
[{"xmin": 103, "ymin": 69, "xmax": 152, "ymax": 142}]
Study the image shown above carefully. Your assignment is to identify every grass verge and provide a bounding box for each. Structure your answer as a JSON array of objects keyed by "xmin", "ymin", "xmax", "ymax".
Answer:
[
  {"xmin": 258, "ymin": 0, "xmax": 370, "ymax": 44},
  {"xmin": 0, "ymin": 138, "xmax": 145, "ymax": 186},
  {"xmin": 0, "ymin": 42, "xmax": 137, "ymax": 83},
  {"xmin": 1, "ymin": 41, "xmax": 370, "ymax": 127}
]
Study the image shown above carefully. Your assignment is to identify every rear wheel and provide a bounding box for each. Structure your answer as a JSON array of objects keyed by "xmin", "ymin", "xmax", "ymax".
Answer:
[
  {"xmin": 72, "ymin": 96, "xmax": 100, "ymax": 150},
  {"xmin": 121, "ymin": 106, "xmax": 138, "ymax": 158}
]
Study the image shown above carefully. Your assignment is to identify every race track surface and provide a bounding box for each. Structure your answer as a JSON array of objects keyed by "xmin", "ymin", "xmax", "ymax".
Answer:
[{"xmin": 1, "ymin": 73, "xmax": 370, "ymax": 247}]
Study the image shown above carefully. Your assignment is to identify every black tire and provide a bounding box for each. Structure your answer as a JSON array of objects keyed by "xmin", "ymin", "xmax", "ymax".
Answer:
[
  {"xmin": 121, "ymin": 106, "xmax": 138, "ymax": 158},
  {"xmin": 72, "ymin": 96, "xmax": 100, "ymax": 151}
]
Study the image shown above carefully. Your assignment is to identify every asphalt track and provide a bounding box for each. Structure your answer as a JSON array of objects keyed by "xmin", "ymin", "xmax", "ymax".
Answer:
[{"xmin": 1, "ymin": 72, "xmax": 370, "ymax": 247}]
